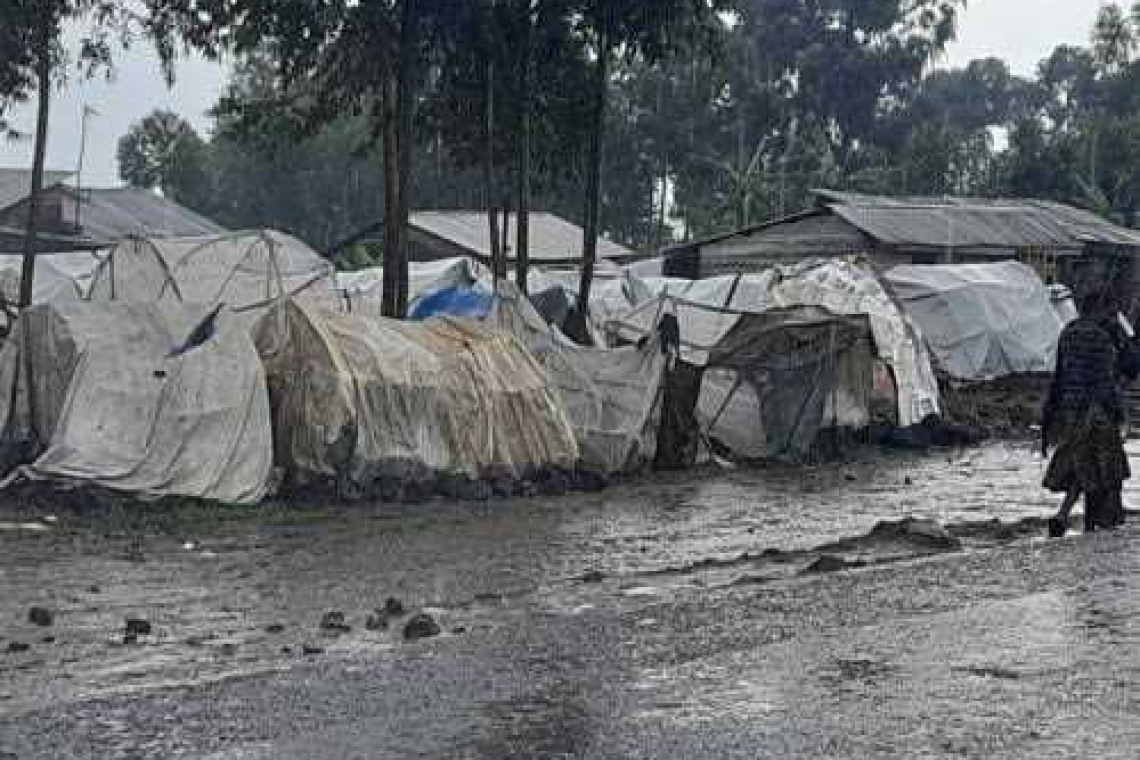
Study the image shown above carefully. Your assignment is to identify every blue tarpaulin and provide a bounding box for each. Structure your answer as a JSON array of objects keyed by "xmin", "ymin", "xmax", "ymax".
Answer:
[{"xmin": 409, "ymin": 286, "xmax": 496, "ymax": 320}]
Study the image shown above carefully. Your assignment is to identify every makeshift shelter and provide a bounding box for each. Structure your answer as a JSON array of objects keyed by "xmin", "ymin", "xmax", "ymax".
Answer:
[
  {"xmin": 609, "ymin": 258, "xmax": 940, "ymax": 427},
  {"xmin": 609, "ymin": 290, "xmax": 875, "ymax": 459},
  {"xmin": 487, "ymin": 286, "xmax": 668, "ymax": 474},
  {"xmin": 86, "ymin": 230, "xmax": 339, "ymax": 321},
  {"xmin": 0, "ymin": 301, "xmax": 273, "ymax": 503},
  {"xmin": 0, "ymin": 257, "xmax": 82, "ymax": 310},
  {"xmin": 336, "ymin": 257, "xmax": 492, "ymax": 316},
  {"xmin": 884, "ymin": 261, "xmax": 1067, "ymax": 380},
  {"xmin": 253, "ymin": 301, "xmax": 580, "ymax": 489}
]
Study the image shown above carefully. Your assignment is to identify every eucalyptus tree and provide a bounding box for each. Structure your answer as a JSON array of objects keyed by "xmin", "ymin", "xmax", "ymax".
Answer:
[{"xmin": 148, "ymin": 0, "xmax": 445, "ymax": 317}]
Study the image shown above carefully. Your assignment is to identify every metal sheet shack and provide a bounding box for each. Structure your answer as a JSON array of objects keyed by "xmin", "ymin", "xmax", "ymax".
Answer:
[{"xmin": 663, "ymin": 190, "xmax": 1140, "ymax": 303}]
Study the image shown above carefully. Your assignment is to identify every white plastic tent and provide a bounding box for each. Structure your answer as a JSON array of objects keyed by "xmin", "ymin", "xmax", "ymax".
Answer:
[
  {"xmin": 86, "ymin": 230, "xmax": 339, "ymax": 320},
  {"xmin": 336, "ymin": 257, "xmax": 494, "ymax": 316},
  {"xmin": 253, "ymin": 301, "xmax": 580, "ymax": 489},
  {"xmin": 884, "ymin": 261, "xmax": 1067, "ymax": 380},
  {"xmin": 608, "ymin": 293, "xmax": 875, "ymax": 459},
  {"xmin": 487, "ymin": 284, "xmax": 667, "ymax": 474},
  {"xmin": 0, "ymin": 301, "xmax": 273, "ymax": 503},
  {"xmin": 0, "ymin": 251, "xmax": 103, "ymax": 305},
  {"xmin": 607, "ymin": 258, "xmax": 941, "ymax": 427}
]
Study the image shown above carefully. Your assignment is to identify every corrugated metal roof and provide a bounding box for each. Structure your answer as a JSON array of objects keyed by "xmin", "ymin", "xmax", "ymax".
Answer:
[
  {"xmin": 411, "ymin": 211, "xmax": 635, "ymax": 263},
  {"xmin": 829, "ymin": 203, "xmax": 1082, "ymax": 251},
  {"xmin": 814, "ymin": 189, "xmax": 1140, "ymax": 250},
  {"xmin": 64, "ymin": 187, "xmax": 225, "ymax": 243},
  {"xmin": 1026, "ymin": 200, "xmax": 1140, "ymax": 247},
  {"xmin": 0, "ymin": 168, "xmax": 73, "ymax": 212}
]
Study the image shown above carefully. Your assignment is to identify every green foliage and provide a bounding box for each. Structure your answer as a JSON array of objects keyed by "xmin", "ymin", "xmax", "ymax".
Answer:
[
  {"xmin": 117, "ymin": 110, "xmax": 210, "ymax": 205},
  {"xmin": 88, "ymin": 0, "xmax": 1140, "ymax": 262}
]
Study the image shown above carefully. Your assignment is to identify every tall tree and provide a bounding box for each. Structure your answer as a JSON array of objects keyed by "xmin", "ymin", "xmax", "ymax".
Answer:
[
  {"xmin": 117, "ymin": 110, "xmax": 210, "ymax": 204},
  {"xmin": 149, "ymin": 0, "xmax": 439, "ymax": 317},
  {"xmin": 1, "ymin": 1, "xmax": 144, "ymax": 307},
  {"xmin": 1092, "ymin": 3, "xmax": 1137, "ymax": 75},
  {"xmin": 572, "ymin": 0, "xmax": 733, "ymax": 317}
]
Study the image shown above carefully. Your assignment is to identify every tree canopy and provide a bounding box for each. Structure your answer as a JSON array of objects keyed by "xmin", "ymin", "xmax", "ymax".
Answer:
[{"xmin": 82, "ymin": 0, "xmax": 1140, "ymax": 271}]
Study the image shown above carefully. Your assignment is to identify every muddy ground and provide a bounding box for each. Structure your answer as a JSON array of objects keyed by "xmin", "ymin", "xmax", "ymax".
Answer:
[{"xmin": 1, "ymin": 442, "xmax": 1139, "ymax": 759}]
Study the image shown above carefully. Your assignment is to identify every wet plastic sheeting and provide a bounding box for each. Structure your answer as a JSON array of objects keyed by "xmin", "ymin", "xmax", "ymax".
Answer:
[
  {"xmin": 487, "ymin": 287, "xmax": 667, "ymax": 475},
  {"xmin": 338, "ymin": 257, "xmax": 492, "ymax": 317},
  {"xmin": 253, "ymin": 301, "xmax": 580, "ymax": 486},
  {"xmin": 0, "ymin": 301, "xmax": 273, "ymax": 504},
  {"xmin": 885, "ymin": 261, "xmax": 1066, "ymax": 380},
  {"xmin": 86, "ymin": 230, "xmax": 340, "ymax": 322},
  {"xmin": 703, "ymin": 308, "xmax": 875, "ymax": 458},
  {"xmin": 609, "ymin": 258, "xmax": 940, "ymax": 427}
]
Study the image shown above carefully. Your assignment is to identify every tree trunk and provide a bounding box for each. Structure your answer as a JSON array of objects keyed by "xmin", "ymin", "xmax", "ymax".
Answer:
[
  {"xmin": 379, "ymin": 0, "xmax": 417, "ymax": 318},
  {"xmin": 577, "ymin": 34, "xmax": 610, "ymax": 320},
  {"xmin": 484, "ymin": 50, "xmax": 502, "ymax": 281},
  {"xmin": 500, "ymin": 203, "xmax": 510, "ymax": 270},
  {"xmin": 19, "ymin": 54, "xmax": 52, "ymax": 309},
  {"xmin": 381, "ymin": 64, "xmax": 402, "ymax": 318},
  {"xmin": 395, "ymin": 0, "xmax": 417, "ymax": 315},
  {"xmin": 515, "ymin": 4, "xmax": 533, "ymax": 295}
]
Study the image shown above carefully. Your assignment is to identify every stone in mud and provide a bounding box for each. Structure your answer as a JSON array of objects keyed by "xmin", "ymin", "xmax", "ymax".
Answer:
[
  {"xmin": 384, "ymin": 597, "xmax": 406, "ymax": 617},
  {"xmin": 219, "ymin": 643, "xmax": 238, "ymax": 656},
  {"xmin": 580, "ymin": 570, "xmax": 606, "ymax": 584},
  {"xmin": 28, "ymin": 607, "xmax": 54, "ymax": 627},
  {"xmin": 125, "ymin": 618, "xmax": 152, "ymax": 637},
  {"xmin": 903, "ymin": 519, "xmax": 961, "ymax": 549},
  {"xmin": 87, "ymin": 585, "xmax": 102, "ymax": 594},
  {"xmin": 265, "ymin": 623, "xmax": 286, "ymax": 634},
  {"xmin": 319, "ymin": 612, "xmax": 352, "ymax": 634},
  {"xmin": 5, "ymin": 641, "xmax": 30, "ymax": 654},
  {"xmin": 302, "ymin": 643, "xmax": 325, "ymax": 656},
  {"xmin": 365, "ymin": 611, "xmax": 389, "ymax": 631},
  {"xmin": 804, "ymin": 555, "xmax": 865, "ymax": 574},
  {"xmin": 869, "ymin": 518, "xmax": 961, "ymax": 550},
  {"xmin": 403, "ymin": 613, "xmax": 441, "ymax": 641}
]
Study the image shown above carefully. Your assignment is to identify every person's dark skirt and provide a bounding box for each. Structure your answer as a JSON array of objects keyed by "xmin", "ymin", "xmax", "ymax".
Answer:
[{"xmin": 1044, "ymin": 407, "xmax": 1130, "ymax": 495}]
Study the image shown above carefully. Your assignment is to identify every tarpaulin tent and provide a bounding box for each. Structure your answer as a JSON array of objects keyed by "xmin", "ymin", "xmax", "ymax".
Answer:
[
  {"xmin": 0, "ymin": 301, "xmax": 273, "ymax": 503},
  {"xmin": 0, "ymin": 251, "xmax": 102, "ymax": 303},
  {"xmin": 253, "ymin": 301, "xmax": 579, "ymax": 489},
  {"xmin": 884, "ymin": 261, "xmax": 1066, "ymax": 380},
  {"xmin": 608, "ymin": 258, "xmax": 940, "ymax": 427},
  {"xmin": 609, "ymin": 292, "xmax": 874, "ymax": 460},
  {"xmin": 409, "ymin": 285, "xmax": 495, "ymax": 320},
  {"xmin": 486, "ymin": 285, "xmax": 667, "ymax": 474},
  {"xmin": 703, "ymin": 306, "xmax": 874, "ymax": 458},
  {"xmin": 336, "ymin": 257, "xmax": 495, "ymax": 317},
  {"xmin": 86, "ymin": 230, "xmax": 339, "ymax": 321}
]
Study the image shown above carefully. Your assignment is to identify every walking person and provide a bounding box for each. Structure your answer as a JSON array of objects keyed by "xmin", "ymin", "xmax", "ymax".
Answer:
[{"xmin": 1042, "ymin": 292, "xmax": 1131, "ymax": 538}]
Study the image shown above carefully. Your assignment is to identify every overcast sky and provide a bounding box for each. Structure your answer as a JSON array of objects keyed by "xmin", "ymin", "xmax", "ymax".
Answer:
[{"xmin": 0, "ymin": 0, "xmax": 1109, "ymax": 187}]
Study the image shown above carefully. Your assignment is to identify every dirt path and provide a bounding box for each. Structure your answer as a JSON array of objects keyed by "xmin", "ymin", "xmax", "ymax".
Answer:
[{"xmin": 1, "ymin": 442, "xmax": 1138, "ymax": 758}]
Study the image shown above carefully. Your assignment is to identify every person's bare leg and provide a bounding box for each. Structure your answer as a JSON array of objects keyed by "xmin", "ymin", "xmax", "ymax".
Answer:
[
  {"xmin": 1084, "ymin": 491, "xmax": 1102, "ymax": 533},
  {"xmin": 1049, "ymin": 489, "xmax": 1080, "ymax": 537}
]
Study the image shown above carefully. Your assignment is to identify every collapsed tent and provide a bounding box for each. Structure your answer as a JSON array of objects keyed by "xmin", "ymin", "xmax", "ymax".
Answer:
[
  {"xmin": 609, "ymin": 258, "xmax": 940, "ymax": 427},
  {"xmin": 884, "ymin": 261, "xmax": 1067, "ymax": 380},
  {"xmin": 487, "ymin": 285, "xmax": 667, "ymax": 474},
  {"xmin": 86, "ymin": 230, "xmax": 339, "ymax": 321},
  {"xmin": 0, "ymin": 301, "xmax": 273, "ymax": 503},
  {"xmin": 253, "ymin": 301, "xmax": 580, "ymax": 489},
  {"xmin": 609, "ymin": 290, "xmax": 874, "ymax": 459}
]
